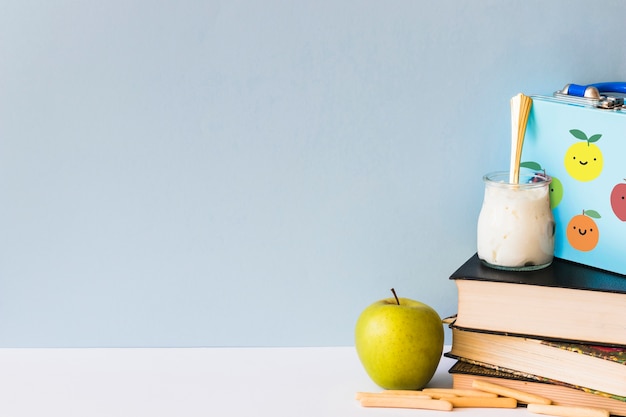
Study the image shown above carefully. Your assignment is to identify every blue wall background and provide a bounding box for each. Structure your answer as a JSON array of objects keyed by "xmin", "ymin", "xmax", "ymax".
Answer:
[{"xmin": 1, "ymin": 0, "xmax": 625, "ymax": 347}]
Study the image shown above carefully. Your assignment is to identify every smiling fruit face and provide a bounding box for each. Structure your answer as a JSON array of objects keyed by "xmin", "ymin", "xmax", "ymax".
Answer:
[
  {"xmin": 566, "ymin": 213, "xmax": 600, "ymax": 251},
  {"xmin": 564, "ymin": 142, "xmax": 604, "ymax": 182},
  {"xmin": 549, "ymin": 176, "xmax": 563, "ymax": 208},
  {"xmin": 611, "ymin": 181, "xmax": 626, "ymax": 221}
]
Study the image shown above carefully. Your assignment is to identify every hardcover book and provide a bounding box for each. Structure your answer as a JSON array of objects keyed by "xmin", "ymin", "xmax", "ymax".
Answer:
[
  {"xmin": 450, "ymin": 253, "xmax": 626, "ymax": 345},
  {"xmin": 449, "ymin": 361, "xmax": 626, "ymax": 417},
  {"xmin": 447, "ymin": 326, "xmax": 626, "ymax": 398}
]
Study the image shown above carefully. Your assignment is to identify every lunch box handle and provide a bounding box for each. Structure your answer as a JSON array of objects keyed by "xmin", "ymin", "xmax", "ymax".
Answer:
[{"xmin": 562, "ymin": 82, "xmax": 626, "ymax": 98}]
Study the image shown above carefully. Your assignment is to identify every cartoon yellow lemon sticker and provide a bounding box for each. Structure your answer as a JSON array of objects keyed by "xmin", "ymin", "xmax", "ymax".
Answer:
[{"xmin": 564, "ymin": 129, "xmax": 603, "ymax": 182}]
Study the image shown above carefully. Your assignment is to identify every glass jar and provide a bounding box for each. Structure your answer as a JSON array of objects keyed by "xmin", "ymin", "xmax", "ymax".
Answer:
[{"xmin": 477, "ymin": 168, "xmax": 555, "ymax": 271}]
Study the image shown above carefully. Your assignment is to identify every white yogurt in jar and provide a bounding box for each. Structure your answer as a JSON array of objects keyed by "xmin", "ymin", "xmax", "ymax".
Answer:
[{"xmin": 477, "ymin": 170, "xmax": 555, "ymax": 271}]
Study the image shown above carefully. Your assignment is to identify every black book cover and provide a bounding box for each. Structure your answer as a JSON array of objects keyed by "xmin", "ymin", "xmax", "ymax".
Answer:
[{"xmin": 450, "ymin": 254, "xmax": 626, "ymax": 294}]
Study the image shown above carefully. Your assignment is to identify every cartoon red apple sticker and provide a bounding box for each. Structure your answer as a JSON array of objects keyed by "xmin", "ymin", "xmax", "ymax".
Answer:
[
  {"xmin": 611, "ymin": 179, "xmax": 626, "ymax": 221},
  {"xmin": 566, "ymin": 210, "xmax": 601, "ymax": 252}
]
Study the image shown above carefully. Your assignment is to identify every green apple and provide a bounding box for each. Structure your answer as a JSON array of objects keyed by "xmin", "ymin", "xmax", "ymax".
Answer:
[{"xmin": 355, "ymin": 289, "xmax": 444, "ymax": 390}]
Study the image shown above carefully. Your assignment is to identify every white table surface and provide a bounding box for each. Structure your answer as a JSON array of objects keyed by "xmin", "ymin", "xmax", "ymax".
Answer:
[{"xmin": 0, "ymin": 346, "xmax": 534, "ymax": 416}]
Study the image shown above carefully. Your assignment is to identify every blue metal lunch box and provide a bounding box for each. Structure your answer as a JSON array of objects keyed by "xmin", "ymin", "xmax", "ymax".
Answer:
[{"xmin": 521, "ymin": 82, "xmax": 626, "ymax": 275}]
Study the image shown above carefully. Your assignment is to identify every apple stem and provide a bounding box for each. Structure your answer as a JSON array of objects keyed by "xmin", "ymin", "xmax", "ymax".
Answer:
[{"xmin": 390, "ymin": 288, "xmax": 400, "ymax": 305}]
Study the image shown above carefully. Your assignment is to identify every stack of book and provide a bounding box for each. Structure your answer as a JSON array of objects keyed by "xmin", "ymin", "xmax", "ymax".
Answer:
[{"xmin": 446, "ymin": 254, "xmax": 626, "ymax": 416}]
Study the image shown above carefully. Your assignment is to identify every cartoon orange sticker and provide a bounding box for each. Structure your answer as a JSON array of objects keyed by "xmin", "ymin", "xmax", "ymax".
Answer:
[{"xmin": 566, "ymin": 210, "xmax": 601, "ymax": 252}]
